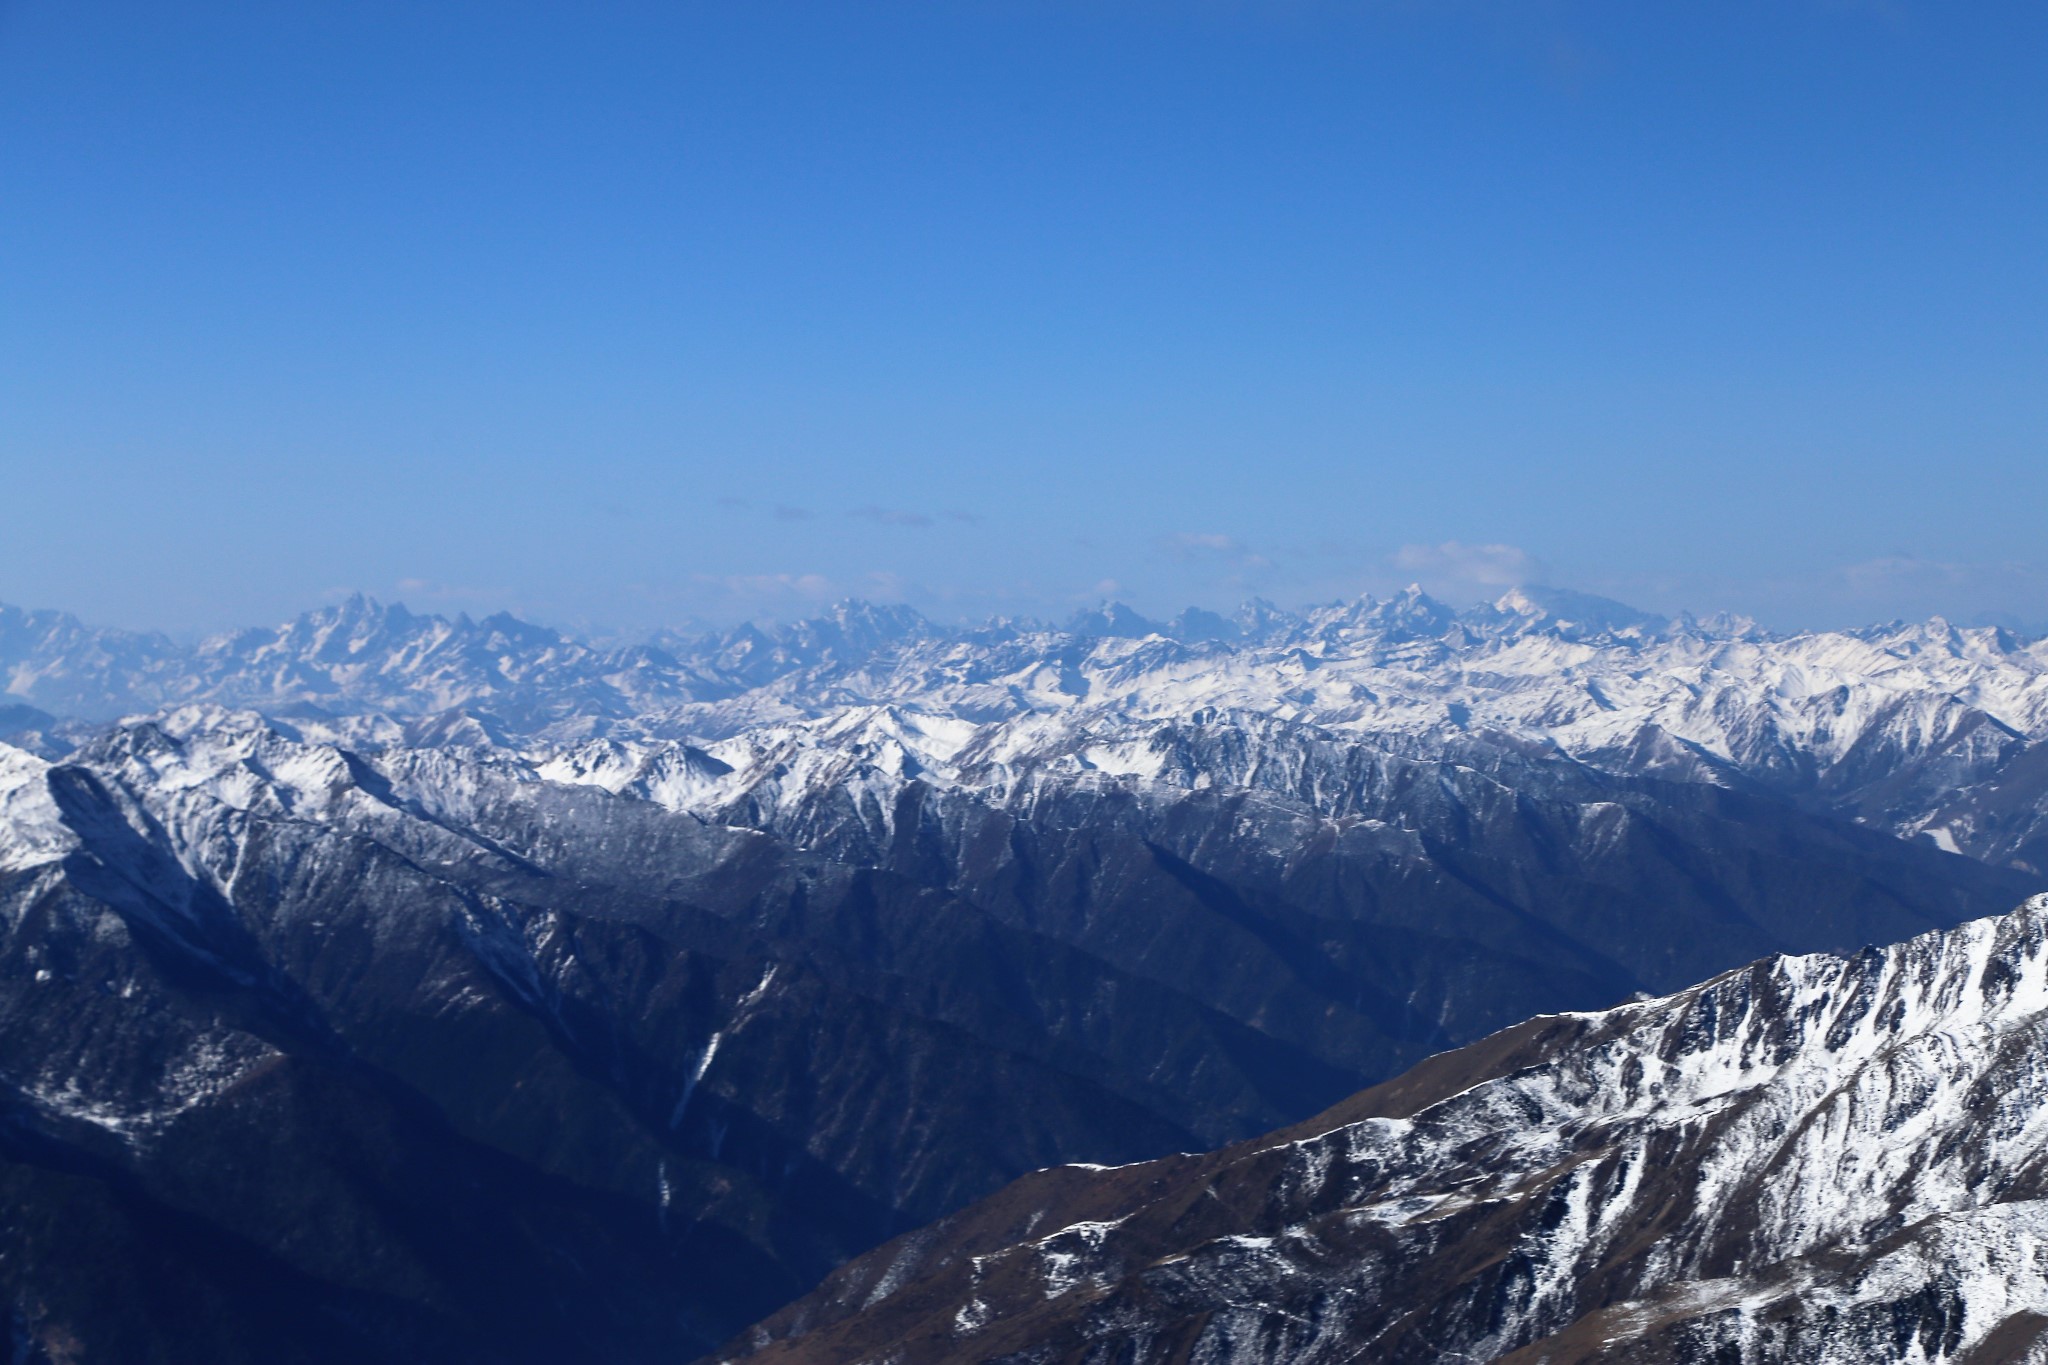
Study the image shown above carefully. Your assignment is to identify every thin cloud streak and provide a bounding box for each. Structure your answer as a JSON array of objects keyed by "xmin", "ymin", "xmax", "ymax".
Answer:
[
  {"xmin": 1391, "ymin": 541, "xmax": 1543, "ymax": 588},
  {"xmin": 849, "ymin": 506, "xmax": 936, "ymax": 528}
]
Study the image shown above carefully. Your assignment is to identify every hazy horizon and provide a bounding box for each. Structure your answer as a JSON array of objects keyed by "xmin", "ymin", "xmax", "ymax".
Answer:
[{"xmin": 9, "ymin": 575, "xmax": 2047, "ymax": 650}]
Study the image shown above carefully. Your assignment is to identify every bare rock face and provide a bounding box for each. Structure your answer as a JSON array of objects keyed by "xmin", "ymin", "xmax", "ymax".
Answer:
[{"xmin": 719, "ymin": 895, "xmax": 2048, "ymax": 1365}]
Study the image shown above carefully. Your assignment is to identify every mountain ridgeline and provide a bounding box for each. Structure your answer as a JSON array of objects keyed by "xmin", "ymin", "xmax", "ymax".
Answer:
[
  {"xmin": 6, "ymin": 587, "xmax": 2048, "ymax": 871},
  {"xmin": 1, "ymin": 588, "xmax": 2046, "ymax": 1361}
]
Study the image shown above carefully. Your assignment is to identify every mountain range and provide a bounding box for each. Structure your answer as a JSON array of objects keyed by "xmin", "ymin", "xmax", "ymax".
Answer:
[
  {"xmin": 2, "ymin": 588, "xmax": 2046, "ymax": 1360},
  {"xmin": 8, "ymin": 587, "xmax": 2047, "ymax": 870}
]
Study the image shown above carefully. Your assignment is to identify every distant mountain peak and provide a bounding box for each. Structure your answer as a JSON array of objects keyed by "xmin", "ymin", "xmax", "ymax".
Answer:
[
  {"xmin": 1480, "ymin": 584, "xmax": 1671, "ymax": 640},
  {"xmin": 1066, "ymin": 602, "xmax": 1162, "ymax": 639}
]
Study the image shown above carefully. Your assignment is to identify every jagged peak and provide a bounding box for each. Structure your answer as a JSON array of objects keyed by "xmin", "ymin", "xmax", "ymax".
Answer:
[
  {"xmin": 1302, "ymin": 585, "xmax": 1456, "ymax": 641},
  {"xmin": 1231, "ymin": 596, "xmax": 1301, "ymax": 637},
  {"xmin": 316, "ymin": 591, "xmax": 414, "ymax": 626},
  {"xmin": 822, "ymin": 597, "xmax": 930, "ymax": 630}
]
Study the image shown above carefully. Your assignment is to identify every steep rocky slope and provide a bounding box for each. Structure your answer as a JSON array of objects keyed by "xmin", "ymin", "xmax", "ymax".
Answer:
[
  {"xmin": 722, "ymin": 895, "xmax": 2048, "ymax": 1365},
  {"xmin": 0, "ymin": 716, "xmax": 1211, "ymax": 1359}
]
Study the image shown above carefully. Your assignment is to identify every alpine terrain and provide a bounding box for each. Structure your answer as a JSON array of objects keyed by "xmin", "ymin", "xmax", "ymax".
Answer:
[{"xmin": 0, "ymin": 588, "xmax": 2045, "ymax": 1360}]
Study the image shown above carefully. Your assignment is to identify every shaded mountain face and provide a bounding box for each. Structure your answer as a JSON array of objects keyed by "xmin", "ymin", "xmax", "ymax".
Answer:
[
  {"xmin": 719, "ymin": 895, "xmax": 2048, "ymax": 1365},
  {"xmin": 0, "ymin": 709, "xmax": 2035, "ymax": 1362}
]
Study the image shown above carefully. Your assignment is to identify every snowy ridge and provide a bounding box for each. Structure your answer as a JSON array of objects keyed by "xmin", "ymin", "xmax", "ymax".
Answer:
[
  {"xmin": 7, "ymin": 588, "xmax": 2048, "ymax": 869},
  {"xmin": 725, "ymin": 896, "xmax": 2048, "ymax": 1364}
]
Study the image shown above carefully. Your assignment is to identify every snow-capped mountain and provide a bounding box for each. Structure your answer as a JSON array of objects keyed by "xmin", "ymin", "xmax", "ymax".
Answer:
[
  {"xmin": 722, "ymin": 894, "xmax": 2048, "ymax": 1365},
  {"xmin": 0, "ymin": 708, "xmax": 1228, "ymax": 1359},
  {"xmin": 8, "ymin": 588, "xmax": 2048, "ymax": 870}
]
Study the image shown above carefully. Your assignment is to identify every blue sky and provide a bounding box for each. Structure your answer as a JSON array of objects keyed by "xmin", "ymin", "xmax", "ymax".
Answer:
[{"xmin": 3, "ymin": 1, "xmax": 2044, "ymax": 636}]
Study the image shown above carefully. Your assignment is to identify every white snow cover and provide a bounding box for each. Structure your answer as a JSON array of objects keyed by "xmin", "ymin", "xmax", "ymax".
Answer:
[
  {"xmin": 12, "ymin": 612, "xmax": 2048, "ymax": 1359},
  {"xmin": 503, "ymin": 598, "xmax": 2048, "ymax": 867},
  {"xmin": 0, "ymin": 742, "xmax": 71, "ymax": 873}
]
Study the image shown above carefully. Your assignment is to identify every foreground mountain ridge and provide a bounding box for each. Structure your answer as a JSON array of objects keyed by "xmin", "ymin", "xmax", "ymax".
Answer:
[{"xmin": 720, "ymin": 893, "xmax": 2048, "ymax": 1365}]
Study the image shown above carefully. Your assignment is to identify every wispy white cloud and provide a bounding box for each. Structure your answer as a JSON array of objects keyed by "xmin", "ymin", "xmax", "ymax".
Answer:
[
  {"xmin": 849, "ymin": 505, "xmax": 935, "ymax": 528},
  {"xmin": 1390, "ymin": 541, "xmax": 1541, "ymax": 588},
  {"xmin": 1837, "ymin": 555, "xmax": 1971, "ymax": 596},
  {"xmin": 689, "ymin": 571, "xmax": 839, "ymax": 603},
  {"xmin": 1826, "ymin": 555, "xmax": 2048, "ymax": 627},
  {"xmin": 1163, "ymin": 532, "xmax": 1273, "ymax": 570}
]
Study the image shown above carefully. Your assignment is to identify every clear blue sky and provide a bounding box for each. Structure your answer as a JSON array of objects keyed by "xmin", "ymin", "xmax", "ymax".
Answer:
[{"xmin": 4, "ymin": 1, "xmax": 2044, "ymax": 636}]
